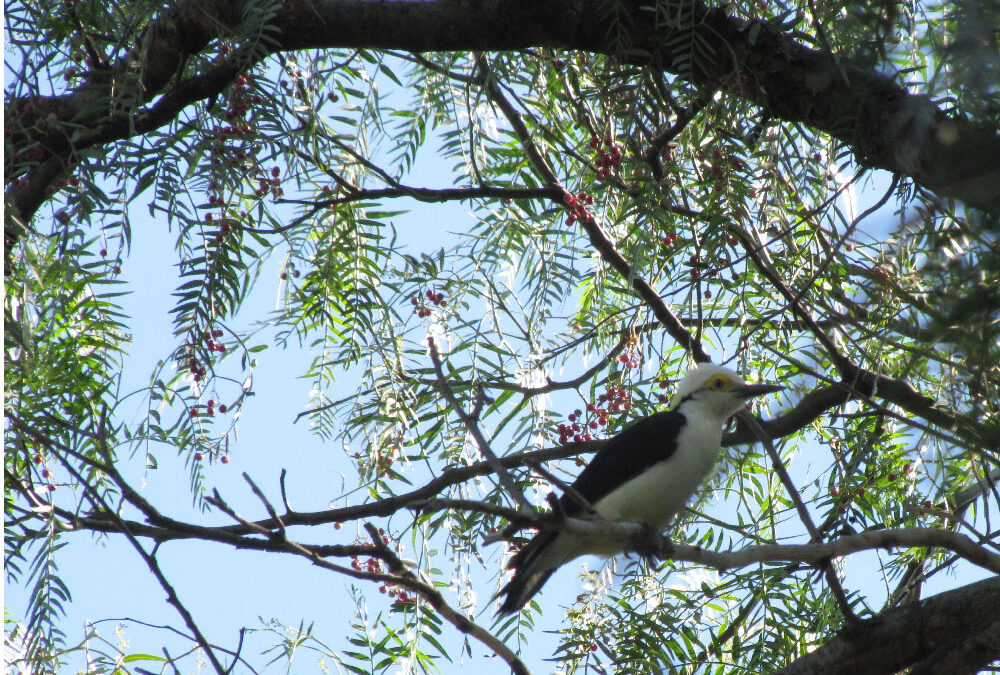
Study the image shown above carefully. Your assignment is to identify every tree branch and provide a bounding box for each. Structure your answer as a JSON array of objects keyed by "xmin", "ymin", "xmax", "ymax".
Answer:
[
  {"xmin": 774, "ymin": 576, "xmax": 1000, "ymax": 675},
  {"xmin": 8, "ymin": 0, "xmax": 999, "ymax": 233}
]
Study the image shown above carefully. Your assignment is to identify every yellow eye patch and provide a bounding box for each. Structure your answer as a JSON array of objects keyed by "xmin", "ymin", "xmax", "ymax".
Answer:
[{"xmin": 706, "ymin": 374, "xmax": 733, "ymax": 391}]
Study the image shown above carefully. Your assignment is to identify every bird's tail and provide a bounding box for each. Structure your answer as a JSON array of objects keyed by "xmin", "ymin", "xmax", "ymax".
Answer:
[{"xmin": 496, "ymin": 530, "xmax": 560, "ymax": 615}]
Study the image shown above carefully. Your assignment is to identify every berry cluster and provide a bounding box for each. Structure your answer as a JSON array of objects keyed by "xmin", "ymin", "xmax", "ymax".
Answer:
[
  {"xmin": 375, "ymin": 444, "xmax": 400, "ymax": 478},
  {"xmin": 830, "ymin": 462, "xmax": 937, "ymax": 516},
  {"xmin": 280, "ymin": 260, "xmax": 301, "ymax": 280},
  {"xmin": 616, "ymin": 348, "xmax": 641, "ymax": 370},
  {"xmin": 349, "ymin": 530, "xmax": 415, "ymax": 604},
  {"xmin": 190, "ymin": 398, "xmax": 229, "ymax": 418},
  {"xmin": 556, "ymin": 410, "xmax": 593, "ymax": 446},
  {"xmin": 411, "ymin": 289, "xmax": 446, "ymax": 317},
  {"xmin": 181, "ymin": 329, "xmax": 227, "ymax": 383},
  {"xmin": 186, "ymin": 357, "xmax": 208, "ymax": 383},
  {"xmin": 660, "ymin": 232, "xmax": 680, "ymax": 247},
  {"xmin": 31, "ymin": 453, "xmax": 58, "ymax": 492},
  {"xmin": 589, "ymin": 136, "xmax": 623, "ymax": 179},
  {"xmin": 251, "ymin": 165, "xmax": 284, "ymax": 199},
  {"xmin": 193, "ymin": 450, "xmax": 230, "ymax": 463},
  {"xmin": 598, "ymin": 384, "xmax": 632, "ymax": 412},
  {"xmin": 216, "ymin": 71, "xmax": 260, "ymax": 140},
  {"xmin": 203, "ymin": 211, "xmax": 235, "ymax": 244},
  {"xmin": 96, "ymin": 244, "xmax": 123, "ymax": 275},
  {"xmin": 556, "ymin": 385, "xmax": 633, "ymax": 446},
  {"xmin": 202, "ymin": 328, "xmax": 228, "ymax": 354},
  {"xmin": 704, "ymin": 148, "xmax": 745, "ymax": 192},
  {"xmin": 654, "ymin": 379, "xmax": 672, "ymax": 404},
  {"xmin": 563, "ymin": 190, "xmax": 594, "ymax": 225}
]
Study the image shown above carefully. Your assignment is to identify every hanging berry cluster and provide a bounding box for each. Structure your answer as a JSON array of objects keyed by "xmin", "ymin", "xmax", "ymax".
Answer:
[
  {"xmin": 660, "ymin": 232, "xmax": 679, "ymax": 247},
  {"xmin": 563, "ymin": 190, "xmax": 595, "ymax": 225},
  {"xmin": 374, "ymin": 443, "xmax": 401, "ymax": 479},
  {"xmin": 189, "ymin": 398, "xmax": 229, "ymax": 419},
  {"xmin": 654, "ymin": 379, "xmax": 673, "ymax": 404},
  {"xmin": 216, "ymin": 70, "xmax": 259, "ymax": 140},
  {"xmin": 411, "ymin": 289, "xmax": 446, "ymax": 317},
  {"xmin": 185, "ymin": 356, "xmax": 208, "ymax": 383},
  {"xmin": 616, "ymin": 347, "xmax": 641, "ymax": 369},
  {"xmin": 253, "ymin": 165, "xmax": 284, "ymax": 199},
  {"xmin": 556, "ymin": 385, "xmax": 633, "ymax": 447},
  {"xmin": 589, "ymin": 135, "xmax": 623, "ymax": 179},
  {"xmin": 202, "ymin": 328, "xmax": 227, "ymax": 354},
  {"xmin": 279, "ymin": 260, "xmax": 300, "ymax": 280},
  {"xmin": 704, "ymin": 148, "xmax": 744, "ymax": 192}
]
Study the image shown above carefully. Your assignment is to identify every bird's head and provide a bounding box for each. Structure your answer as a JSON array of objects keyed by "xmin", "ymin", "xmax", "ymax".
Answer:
[{"xmin": 670, "ymin": 363, "xmax": 782, "ymax": 420}]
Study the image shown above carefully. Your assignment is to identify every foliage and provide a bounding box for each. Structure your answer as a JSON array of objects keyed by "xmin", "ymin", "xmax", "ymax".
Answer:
[{"xmin": 4, "ymin": 0, "xmax": 999, "ymax": 673}]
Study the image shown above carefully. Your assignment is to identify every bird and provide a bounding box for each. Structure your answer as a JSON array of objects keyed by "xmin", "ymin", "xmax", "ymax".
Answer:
[{"xmin": 496, "ymin": 363, "xmax": 782, "ymax": 615}]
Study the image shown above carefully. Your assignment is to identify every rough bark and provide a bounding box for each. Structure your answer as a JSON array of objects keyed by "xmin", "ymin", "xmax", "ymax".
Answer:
[{"xmin": 774, "ymin": 576, "xmax": 1000, "ymax": 675}]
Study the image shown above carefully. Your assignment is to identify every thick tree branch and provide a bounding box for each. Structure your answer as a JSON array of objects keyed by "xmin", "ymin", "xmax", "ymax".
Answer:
[
  {"xmin": 7, "ymin": 0, "xmax": 999, "ymax": 232},
  {"xmin": 774, "ymin": 576, "xmax": 1000, "ymax": 675}
]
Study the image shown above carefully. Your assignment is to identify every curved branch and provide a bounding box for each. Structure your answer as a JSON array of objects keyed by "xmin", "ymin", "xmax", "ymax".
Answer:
[{"xmin": 8, "ymin": 0, "xmax": 998, "ymax": 233}]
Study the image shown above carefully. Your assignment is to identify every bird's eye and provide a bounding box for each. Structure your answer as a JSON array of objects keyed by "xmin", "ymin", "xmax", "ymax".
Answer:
[{"xmin": 709, "ymin": 375, "xmax": 732, "ymax": 390}]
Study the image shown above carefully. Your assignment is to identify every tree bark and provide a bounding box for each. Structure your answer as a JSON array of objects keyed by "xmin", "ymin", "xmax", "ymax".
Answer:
[{"xmin": 775, "ymin": 576, "xmax": 1000, "ymax": 675}]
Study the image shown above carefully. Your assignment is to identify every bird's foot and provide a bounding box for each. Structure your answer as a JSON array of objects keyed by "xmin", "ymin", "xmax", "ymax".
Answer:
[{"xmin": 627, "ymin": 523, "xmax": 672, "ymax": 562}]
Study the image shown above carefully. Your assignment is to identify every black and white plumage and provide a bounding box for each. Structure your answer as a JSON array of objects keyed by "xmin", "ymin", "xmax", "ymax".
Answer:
[{"xmin": 496, "ymin": 363, "xmax": 781, "ymax": 615}]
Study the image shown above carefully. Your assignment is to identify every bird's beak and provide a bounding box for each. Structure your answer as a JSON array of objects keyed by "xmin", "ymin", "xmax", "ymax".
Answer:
[{"xmin": 732, "ymin": 383, "xmax": 783, "ymax": 399}]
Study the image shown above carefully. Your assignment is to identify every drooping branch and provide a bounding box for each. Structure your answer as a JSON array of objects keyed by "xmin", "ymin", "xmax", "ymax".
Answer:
[{"xmin": 475, "ymin": 53, "xmax": 709, "ymax": 361}]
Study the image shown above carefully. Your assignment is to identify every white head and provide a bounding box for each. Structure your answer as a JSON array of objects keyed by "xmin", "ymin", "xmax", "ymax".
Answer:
[{"xmin": 670, "ymin": 363, "xmax": 782, "ymax": 421}]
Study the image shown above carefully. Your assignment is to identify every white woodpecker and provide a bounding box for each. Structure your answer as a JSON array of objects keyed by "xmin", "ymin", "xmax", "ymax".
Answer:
[{"xmin": 496, "ymin": 363, "xmax": 782, "ymax": 615}]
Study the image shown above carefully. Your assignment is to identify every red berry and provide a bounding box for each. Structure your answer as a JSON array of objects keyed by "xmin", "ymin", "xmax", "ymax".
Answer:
[
  {"xmin": 194, "ymin": 452, "xmax": 204, "ymax": 461},
  {"xmin": 41, "ymin": 468, "xmax": 52, "ymax": 478},
  {"xmin": 220, "ymin": 455, "xmax": 230, "ymax": 464},
  {"xmin": 33, "ymin": 454, "xmax": 43, "ymax": 465},
  {"xmin": 219, "ymin": 404, "xmax": 228, "ymax": 413}
]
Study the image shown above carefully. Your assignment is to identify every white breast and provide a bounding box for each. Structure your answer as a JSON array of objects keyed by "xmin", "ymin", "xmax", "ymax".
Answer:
[{"xmin": 594, "ymin": 407, "xmax": 724, "ymax": 531}]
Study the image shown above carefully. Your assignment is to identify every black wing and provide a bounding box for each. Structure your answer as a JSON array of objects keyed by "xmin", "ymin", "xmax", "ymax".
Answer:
[{"xmin": 561, "ymin": 409, "xmax": 686, "ymax": 516}]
